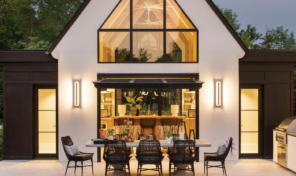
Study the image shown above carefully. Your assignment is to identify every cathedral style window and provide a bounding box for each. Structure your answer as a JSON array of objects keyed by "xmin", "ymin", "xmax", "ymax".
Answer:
[{"xmin": 99, "ymin": 0, "xmax": 198, "ymax": 63}]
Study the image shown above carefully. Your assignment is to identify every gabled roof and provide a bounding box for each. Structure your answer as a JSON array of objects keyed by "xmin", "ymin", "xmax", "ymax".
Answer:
[{"xmin": 47, "ymin": 0, "xmax": 248, "ymax": 54}]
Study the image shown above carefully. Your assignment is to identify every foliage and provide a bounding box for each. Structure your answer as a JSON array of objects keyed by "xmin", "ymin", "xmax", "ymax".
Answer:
[
  {"xmin": 164, "ymin": 129, "xmax": 173, "ymax": 138},
  {"xmin": 125, "ymin": 95, "xmax": 143, "ymax": 110},
  {"xmin": 217, "ymin": 5, "xmax": 296, "ymax": 50},
  {"xmin": 107, "ymin": 128, "xmax": 114, "ymax": 135}
]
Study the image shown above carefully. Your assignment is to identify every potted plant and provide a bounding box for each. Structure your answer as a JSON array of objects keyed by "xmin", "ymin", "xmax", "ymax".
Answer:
[
  {"xmin": 107, "ymin": 129, "xmax": 115, "ymax": 140},
  {"xmin": 125, "ymin": 95, "xmax": 143, "ymax": 116},
  {"xmin": 164, "ymin": 129, "xmax": 173, "ymax": 144}
]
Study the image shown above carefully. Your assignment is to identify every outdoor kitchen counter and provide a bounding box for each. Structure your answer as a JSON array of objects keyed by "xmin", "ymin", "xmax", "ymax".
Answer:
[
  {"xmin": 103, "ymin": 116, "xmax": 187, "ymax": 120},
  {"xmin": 86, "ymin": 139, "xmax": 211, "ymax": 148}
]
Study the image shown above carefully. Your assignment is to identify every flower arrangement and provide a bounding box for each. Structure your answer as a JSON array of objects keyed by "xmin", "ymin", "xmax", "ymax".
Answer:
[{"xmin": 122, "ymin": 120, "xmax": 134, "ymax": 142}]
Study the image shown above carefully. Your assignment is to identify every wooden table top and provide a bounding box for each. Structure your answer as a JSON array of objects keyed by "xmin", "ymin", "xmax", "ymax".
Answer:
[{"xmin": 86, "ymin": 139, "xmax": 211, "ymax": 148}]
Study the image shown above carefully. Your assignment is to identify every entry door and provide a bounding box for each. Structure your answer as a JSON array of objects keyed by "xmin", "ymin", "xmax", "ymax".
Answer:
[
  {"xmin": 240, "ymin": 85, "xmax": 262, "ymax": 158},
  {"xmin": 35, "ymin": 86, "xmax": 58, "ymax": 158}
]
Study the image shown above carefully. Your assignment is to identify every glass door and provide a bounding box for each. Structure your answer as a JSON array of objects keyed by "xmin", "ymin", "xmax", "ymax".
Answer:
[
  {"xmin": 35, "ymin": 87, "xmax": 57, "ymax": 158},
  {"xmin": 240, "ymin": 86, "xmax": 262, "ymax": 158}
]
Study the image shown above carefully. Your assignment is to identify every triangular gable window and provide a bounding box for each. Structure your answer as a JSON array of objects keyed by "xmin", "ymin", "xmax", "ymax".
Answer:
[{"xmin": 99, "ymin": 0, "xmax": 198, "ymax": 63}]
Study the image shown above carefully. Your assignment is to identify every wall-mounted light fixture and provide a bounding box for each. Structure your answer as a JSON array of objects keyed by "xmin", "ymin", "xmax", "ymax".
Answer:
[
  {"xmin": 215, "ymin": 81, "xmax": 222, "ymax": 107},
  {"xmin": 74, "ymin": 81, "xmax": 80, "ymax": 107}
]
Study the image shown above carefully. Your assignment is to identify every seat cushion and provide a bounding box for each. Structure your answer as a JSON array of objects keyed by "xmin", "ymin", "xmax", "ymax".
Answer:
[
  {"xmin": 73, "ymin": 153, "xmax": 93, "ymax": 160},
  {"xmin": 204, "ymin": 153, "xmax": 222, "ymax": 161},
  {"xmin": 64, "ymin": 145, "xmax": 80, "ymax": 156}
]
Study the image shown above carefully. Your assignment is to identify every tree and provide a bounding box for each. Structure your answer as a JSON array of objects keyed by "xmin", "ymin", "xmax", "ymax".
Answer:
[
  {"xmin": 238, "ymin": 24, "xmax": 262, "ymax": 49},
  {"xmin": 216, "ymin": 5, "xmax": 240, "ymax": 31}
]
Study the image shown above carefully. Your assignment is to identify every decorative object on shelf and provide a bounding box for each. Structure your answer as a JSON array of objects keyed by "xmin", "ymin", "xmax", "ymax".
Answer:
[
  {"xmin": 125, "ymin": 95, "xmax": 143, "ymax": 116},
  {"xmin": 107, "ymin": 129, "xmax": 115, "ymax": 140},
  {"xmin": 189, "ymin": 129, "xmax": 195, "ymax": 140},
  {"xmin": 101, "ymin": 122, "xmax": 107, "ymax": 130},
  {"xmin": 101, "ymin": 109, "xmax": 109, "ymax": 118},
  {"xmin": 164, "ymin": 129, "xmax": 173, "ymax": 144},
  {"xmin": 122, "ymin": 119, "xmax": 134, "ymax": 142},
  {"xmin": 171, "ymin": 105, "xmax": 179, "ymax": 116},
  {"xmin": 182, "ymin": 111, "xmax": 187, "ymax": 116},
  {"xmin": 188, "ymin": 109, "xmax": 196, "ymax": 118},
  {"xmin": 118, "ymin": 105, "xmax": 126, "ymax": 116}
]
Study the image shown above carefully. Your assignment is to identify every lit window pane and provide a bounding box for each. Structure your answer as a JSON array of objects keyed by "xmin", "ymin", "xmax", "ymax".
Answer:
[
  {"xmin": 133, "ymin": 0, "xmax": 164, "ymax": 29},
  {"xmin": 166, "ymin": 0, "xmax": 195, "ymax": 29},
  {"xmin": 101, "ymin": 0, "xmax": 130, "ymax": 29},
  {"xmin": 38, "ymin": 89, "xmax": 56, "ymax": 110},
  {"xmin": 166, "ymin": 32, "xmax": 197, "ymax": 62},
  {"xmin": 133, "ymin": 32, "xmax": 164, "ymax": 62},
  {"xmin": 161, "ymin": 89, "xmax": 181, "ymax": 116},
  {"xmin": 139, "ymin": 89, "xmax": 159, "ymax": 116},
  {"xmin": 99, "ymin": 32, "xmax": 130, "ymax": 62}
]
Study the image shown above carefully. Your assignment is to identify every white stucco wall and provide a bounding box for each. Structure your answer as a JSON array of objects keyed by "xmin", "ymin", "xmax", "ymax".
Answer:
[{"xmin": 53, "ymin": 0, "xmax": 244, "ymax": 161}]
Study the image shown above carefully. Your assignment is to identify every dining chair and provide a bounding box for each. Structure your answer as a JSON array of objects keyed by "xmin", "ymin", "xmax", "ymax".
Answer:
[
  {"xmin": 204, "ymin": 137, "xmax": 233, "ymax": 176},
  {"xmin": 103, "ymin": 140, "xmax": 132, "ymax": 176},
  {"xmin": 136, "ymin": 140, "xmax": 164, "ymax": 176},
  {"xmin": 61, "ymin": 136, "xmax": 94, "ymax": 176},
  {"xmin": 169, "ymin": 140, "xmax": 196, "ymax": 176},
  {"xmin": 138, "ymin": 133, "xmax": 156, "ymax": 140}
]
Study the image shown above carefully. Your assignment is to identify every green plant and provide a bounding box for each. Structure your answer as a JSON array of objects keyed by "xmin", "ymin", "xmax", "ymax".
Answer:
[
  {"xmin": 107, "ymin": 129, "xmax": 114, "ymax": 135},
  {"xmin": 164, "ymin": 129, "xmax": 173, "ymax": 138},
  {"xmin": 125, "ymin": 95, "xmax": 143, "ymax": 110}
]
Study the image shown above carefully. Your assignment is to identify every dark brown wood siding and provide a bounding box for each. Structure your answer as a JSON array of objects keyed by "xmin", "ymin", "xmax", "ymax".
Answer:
[
  {"xmin": 239, "ymin": 50, "xmax": 296, "ymax": 159},
  {"xmin": 0, "ymin": 51, "xmax": 57, "ymax": 159}
]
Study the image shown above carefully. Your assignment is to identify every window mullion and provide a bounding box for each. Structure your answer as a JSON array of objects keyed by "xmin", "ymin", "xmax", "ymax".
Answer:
[
  {"xmin": 163, "ymin": 0, "xmax": 166, "ymax": 63},
  {"xmin": 130, "ymin": 0, "xmax": 133, "ymax": 63}
]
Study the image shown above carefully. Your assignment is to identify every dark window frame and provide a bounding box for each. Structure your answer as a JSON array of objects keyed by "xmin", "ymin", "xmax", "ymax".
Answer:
[{"xmin": 97, "ymin": 0, "xmax": 199, "ymax": 63}]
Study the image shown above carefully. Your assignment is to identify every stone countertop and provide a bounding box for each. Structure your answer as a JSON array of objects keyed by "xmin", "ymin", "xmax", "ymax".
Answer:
[{"xmin": 86, "ymin": 139, "xmax": 211, "ymax": 148}]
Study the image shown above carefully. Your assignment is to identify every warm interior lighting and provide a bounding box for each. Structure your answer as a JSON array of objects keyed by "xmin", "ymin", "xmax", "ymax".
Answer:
[
  {"xmin": 74, "ymin": 81, "xmax": 80, "ymax": 107},
  {"xmin": 101, "ymin": 88, "xmax": 109, "ymax": 94},
  {"xmin": 215, "ymin": 81, "xmax": 222, "ymax": 107}
]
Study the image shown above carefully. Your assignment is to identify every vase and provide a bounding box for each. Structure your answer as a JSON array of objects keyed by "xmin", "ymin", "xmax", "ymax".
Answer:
[
  {"xmin": 130, "ymin": 106, "xmax": 137, "ymax": 116},
  {"xmin": 166, "ymin": 136, "xmax": 173, "ymax": 144}
]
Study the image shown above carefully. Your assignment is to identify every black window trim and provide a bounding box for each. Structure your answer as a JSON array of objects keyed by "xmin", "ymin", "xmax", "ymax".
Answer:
[{"xmin": 97, "ymin": 0, "xmax": 199, "ymax": 63}]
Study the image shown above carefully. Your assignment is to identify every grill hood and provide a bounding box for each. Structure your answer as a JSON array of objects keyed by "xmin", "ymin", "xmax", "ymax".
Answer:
[{"xmin": 277, "ymin": 117, "xmax": 296, "ymax": 132}]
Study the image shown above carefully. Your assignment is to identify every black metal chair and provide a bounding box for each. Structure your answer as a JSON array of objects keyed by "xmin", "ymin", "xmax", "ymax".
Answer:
[
  {"xmin": 103, "ymin": 140, "xmax": 132, "ymax": 176},
  {"xmin": 140, "ymin": 118, "xmax": 156, "ymax": 134},
  {"xmin": 204, "ymin": 137, "xmax": 233, "ymax": 176},
  {"xmin": 161, "ymin": 118, "xmax": 179, "ymax": 126},
  {"xmin": 136, "ymin": 140, "xmax": 164, "ymax": 176},
  {"xmin": 168, "ymin": 140, "xmax": 196, "ymax": 176},
  {"xmin": 61, "ymin": 136, "xmax": 94, "ymax": 176},
  {"xmin": 138, "ymin": 133, "xmax": 156, "ymax": 140}
]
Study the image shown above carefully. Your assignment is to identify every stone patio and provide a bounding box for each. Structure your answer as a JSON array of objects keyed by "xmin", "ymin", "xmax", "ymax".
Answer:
[{"xmin": 0, "ymin": 158, "xmax": 294, "ymax": 176}]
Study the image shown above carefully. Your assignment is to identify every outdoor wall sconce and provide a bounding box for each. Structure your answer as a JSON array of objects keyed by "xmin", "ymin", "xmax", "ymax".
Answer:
[
  {"xmin": 215, "ymin": 81, "xmax": 222, "ymax": 107},
  {"xmin": 74, "ymin": 81, "xmax": 80, "ymax": 107}
]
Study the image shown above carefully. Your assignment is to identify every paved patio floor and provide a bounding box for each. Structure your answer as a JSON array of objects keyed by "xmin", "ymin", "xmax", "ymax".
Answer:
[{"xmin": 0, "ymin": 158, "xmax": 294, "ymax": 176}]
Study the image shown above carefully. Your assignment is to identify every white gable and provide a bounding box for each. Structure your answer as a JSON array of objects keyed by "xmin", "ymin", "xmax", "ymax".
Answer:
[{"xmin": 51, "ymin": 0, "xmax": 245, "ymax": 59}]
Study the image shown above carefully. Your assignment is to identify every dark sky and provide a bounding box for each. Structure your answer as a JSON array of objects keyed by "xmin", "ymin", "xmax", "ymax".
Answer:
[{"xmin": 212, "ymin": 0, "xmax": 296, "ymax": 35}]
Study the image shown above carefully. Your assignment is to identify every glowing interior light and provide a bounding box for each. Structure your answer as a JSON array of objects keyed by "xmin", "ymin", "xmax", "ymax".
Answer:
[
  {"xmin": 74, "ymin": 81, "xmax": 80, "ymax": 107},
  {"xmin": 215, "ymin": 81, "xmax": 222, "ymax": 107}
]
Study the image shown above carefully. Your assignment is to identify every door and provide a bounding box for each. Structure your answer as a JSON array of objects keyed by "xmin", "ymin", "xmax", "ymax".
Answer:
[
  {"xmin": 239, "ymin": 85, "xmax": 262, "ymax": 158},
  {"xmin": 35, "ymin": 86, "xmax": 58, "ymax": 158}
]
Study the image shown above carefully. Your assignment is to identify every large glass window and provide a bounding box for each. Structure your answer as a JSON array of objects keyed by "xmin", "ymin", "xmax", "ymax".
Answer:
[{"xmin": 99, "ymin": 0, "xmax": 198, "ymax": 63}]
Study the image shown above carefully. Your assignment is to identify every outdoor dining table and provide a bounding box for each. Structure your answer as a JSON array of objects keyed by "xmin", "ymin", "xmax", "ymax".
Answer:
[{"xmin": 86, "ymin": 139, "xmax": 211, "ymax": 147}]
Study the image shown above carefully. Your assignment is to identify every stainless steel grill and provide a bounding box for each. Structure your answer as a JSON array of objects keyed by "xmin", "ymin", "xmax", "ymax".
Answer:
[{"xmin": 274, "ymin": 117, "xmax": 296, "ymax": 167}]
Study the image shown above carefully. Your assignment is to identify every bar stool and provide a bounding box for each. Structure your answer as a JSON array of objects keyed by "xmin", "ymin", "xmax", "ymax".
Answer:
[
  {"xmin": 140, "ymin": 118, "xmax": 156, "ymax": 134},
  {"xmin": 161, "ymin": 118, "xmax": 178, "ymax": 126}
]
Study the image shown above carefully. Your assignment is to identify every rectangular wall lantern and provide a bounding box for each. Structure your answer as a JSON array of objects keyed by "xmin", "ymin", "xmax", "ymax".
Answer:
[
  {"xmin": 215, "ymin": 81, "xmax": 222, "ymax": 107},
  {"xmin": 74, "ymin": 81, "xmax": 80, "ymax": 107}
]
